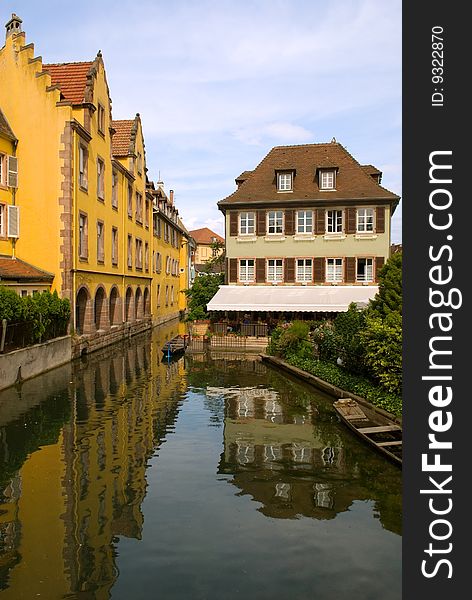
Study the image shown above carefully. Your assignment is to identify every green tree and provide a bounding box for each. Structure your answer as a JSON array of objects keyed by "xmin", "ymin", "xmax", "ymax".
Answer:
[
  {"xmin": 185, "ymin": 272, "xmax": 224, "ymax": 320},
  {"xmin": 0, "ymin": 286, "xmax": 23, "ymax": 321},
  {"xmin": 203, "ymin": 239, "xmax": 225, "ymax": 274},
  {"xmin": 369, "ymin": 251, "xmax": 402, "ymax": 317}
]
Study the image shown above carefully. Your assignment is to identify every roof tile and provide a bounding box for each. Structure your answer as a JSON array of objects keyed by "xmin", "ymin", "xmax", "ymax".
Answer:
[{"xmin": 42, "ymin": 62, "xmax": 93, "ymax": 104}]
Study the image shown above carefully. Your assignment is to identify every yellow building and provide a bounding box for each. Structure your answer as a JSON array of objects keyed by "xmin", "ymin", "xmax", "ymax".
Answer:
[
  {"xmin": 189, "ymin": 227, "xmax": 224, "ymax": 274},
  {"xmin": 0, "ymin": 14, "xmax": 191, "ymax": 354}
]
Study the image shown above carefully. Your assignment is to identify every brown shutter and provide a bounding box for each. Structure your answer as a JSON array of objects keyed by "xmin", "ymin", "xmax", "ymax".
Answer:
[
  {"xmin": 285, "ymin": 258, "xmax": 295, "ymax": 282},
  {"xmin": 229, "ymin": 258, "xmax": 237, "ymax": 282},
  {"xmin": 256, "ymin": 258, "xmax": 266, "ymax": 282},
  {"xmin": 229, "ymin": 211, "xmax": 238, "ymax": 236},
  {"xmin": 315, "ymin": 209, "xmax": 325, "ymax": 235},
  {"xmin": 285, "ymin": 210, "xmax": 295, "ymax": 235},
  {"xmin": 345, "ymin": 257, "xmax": 356, "ymax": 283},
  {"xmin": 313, "ymin": 257, "xmax": 325, "ymax": 283},
  {"xmin": 346, "ymin": 208, "xmax": 357, "ymax": 234},
  {"xmin": 375, "ymin": 256, "xmax": 385, "ymax": 281},
  {"xmin": 257, "ymin": 210, "xmax": 266, "ymax": 236},
  {"xmin": 376, "ymin": 207, "xmax": 385, "ymax": 233}
]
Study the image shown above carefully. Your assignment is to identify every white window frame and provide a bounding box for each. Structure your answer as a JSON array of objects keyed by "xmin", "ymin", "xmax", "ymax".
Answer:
[
  {"xmin": 97, "ymin": 220, "xmax": 105, "ymax": 262},
  {"xmin": 239, "ymin": 259, "xmax": 255, "ymax": 282},
  {"xmin": 127, "ymin": 234, "xmax": 133, "ymax": 268},
  {"xmin": 0, "ymin": 154, "xmax": 5, "ymax": 185},
  {"xmin": 79, "ymin": 145, "xmax": 88, "ymax": 190},
  {"xmin": 326, "ymin": 209, "xmax": 343, "ymax": 233},
  {"xmin": 97, "ymin": 103, "xmax": 105, "ymax": 134},
  {"xmin": 0, "ymin": 203, "xmax": 5, "ymax": 236},
  {"xmin": 112, "ymin": 169, "xmax": 118, "ymax": 208},
  {"xmin": 7, "ymin": 156, "xmax": 18, "ymax": 188},
  {"xmin": 79, "ymin": 212, "xmax": 88, "ymax": 258},
  {"xmin": 277, "ymin": 172, "xmax": 293, "ymax": 192},
  {"xmin": 326, "ymin": 258, "xmax": 343, "ymax": 283},
  {"xmin": 111, "ymin": 227, "xmax": 118, "ymax": 265},
  {"xmin": 267, "ymin": 211, "xmax": 284, "ymax": 235},
  {"xmin": 320, "ymin": 169, "xmax": 336, "ymax": 190},
  {"xmin": 296, "ymin": 258, "xmax": 313, "ymax": 282},
  {"xmin": 239, "ymin": 211, "xmax": 255, "ymax": 235},
  {"xmin": 356, "ymin": 258, "xmax": 374, "ymax": 282},
  {"xmin": 266, "ymin": 259, "xmax": 283, "ymax": 283},
  {"xmin": 357, "ymin": 208, "xmax": 375, "ymax": 232},
  {"xmin": 7, "ymin": 205, "xmax": 20, "ymax": 238},
  {"xmin": 296, "ymin": 210, "xmax": 313, "ymax": 234},
  {"xmin": 97, "ymin": 158, "xmax": 105, "ymax": 200}
]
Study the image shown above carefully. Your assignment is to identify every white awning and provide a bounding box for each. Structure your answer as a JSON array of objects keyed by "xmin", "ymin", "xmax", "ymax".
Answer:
[{"xmin": 206, "ymin": 285, "xmax": 378, "ymax": 312}]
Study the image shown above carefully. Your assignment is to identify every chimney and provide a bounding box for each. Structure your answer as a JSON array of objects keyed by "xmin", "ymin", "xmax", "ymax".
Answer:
[
  {"xmin": 5, "ymin": 14, "xmax": 22, "ymax": 39},
  {"xmin": 169, "ymin": 189, "xmax": 174, "ymax": 205}
]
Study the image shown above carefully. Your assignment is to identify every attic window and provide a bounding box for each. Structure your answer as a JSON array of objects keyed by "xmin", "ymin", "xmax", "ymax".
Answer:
[
  {"xmin": 319, "ymin": 169, "xmax": 336, "ymax": 190},
  {"xmin": 277, "ymin": 171, "xmax": 293, "ymax": 192}
]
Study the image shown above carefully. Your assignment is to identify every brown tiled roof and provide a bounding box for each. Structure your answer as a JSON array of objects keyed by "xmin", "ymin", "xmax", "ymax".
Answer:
[
  {"xmin": 219, "ymin": 142, "xmax": 399, "ymax": 207},
  {"xmin": 361, "ymin": 164, "xmax": 382, "ymax": 175},
  {"xmin": 0, "ymin": 108, "xmax": 17, "ymax": 142},
  {"xmin": 189, "ymin": 227, "xmax": 224, "ymax": 245},
  {"xmin": 112, "ymin": 119, "xmax": 135, "ymax": 156},
  {"xmin": 235, "ymin": 170, "xmax": 253, "ymax": 183},
  {"xmin": 0, "ymin": 257, "xmax": 54, "ymax": 282},
  {"xmin": 42, "ymin": 62, "xmax": 93, "ymax": 104}
]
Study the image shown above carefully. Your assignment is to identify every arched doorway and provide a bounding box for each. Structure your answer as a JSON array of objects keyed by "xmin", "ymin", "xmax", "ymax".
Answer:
[
  {"xmin": 94, "ymin": 287, "xmax": 107, "ymax": 330},
  {"xmin": 135, "ymin": 287, "xmax": 143, "ymax": 320},
  {"xmin": 76, "ymin": 287, "xmax": 90, "ymax": 334},
  {"xmin": 125, "ymin": 287, "xmax": 134, "ymax": 322},
  {"xmin": 109, "ymin": 287, "xmax": 120, "ymax": 325}
]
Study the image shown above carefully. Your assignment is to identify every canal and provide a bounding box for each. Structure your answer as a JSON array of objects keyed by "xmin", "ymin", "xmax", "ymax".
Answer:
[{"xmin": 0, "ymin": 321, "xmax": 402, "ymax": 600}]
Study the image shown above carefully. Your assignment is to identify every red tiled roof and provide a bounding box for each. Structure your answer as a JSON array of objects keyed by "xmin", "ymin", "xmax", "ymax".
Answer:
[
  {"xmin": 112, "ymin": 119, "xmax": 135, "ymax": 156},
  {"xmin": 0, "ymin": 257, "xmax": 54, "ymax": 282},
  {"xmin": 42, "ymin": 62, "xmax": 93, "ymax": 104},
  {"xmin": 219, "ymin": 142, "xmax": 399, "ymax": 207},
  {"xmin": 189, "ymin": 227, "xmax": 224, "ymax": 245}
]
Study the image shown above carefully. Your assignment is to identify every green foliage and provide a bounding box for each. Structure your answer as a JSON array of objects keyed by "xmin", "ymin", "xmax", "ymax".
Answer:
[
  {"xmin": 369, "ymin": 251, "xmax": 402, "ymax": 317},
  {"xmin": 286, "ymin": 355, "xmax": 402, "ymax": 416},
  {"xmin": 0, "ymin": 287, "xmax": 70, "ymax": 344},
  {"xmin": 203, "ymin": 240, "xmax": 225, "ymax": 273},
  {"xmin": 267, "ymin": 321, "xmax": 313, "ymax": 360},
  {"xmin": 360, "ymin": 312, "xmax": 402, "ymax": 395},
  {"xmin": 185, "ymin": 272, "xmax": 224, "ymax": 321}
]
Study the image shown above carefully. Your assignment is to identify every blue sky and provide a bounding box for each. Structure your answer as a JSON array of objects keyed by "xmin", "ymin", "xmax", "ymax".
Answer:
[{"xmin": 2, "ymin": 0, "xmax": 402, "ymax": 241}]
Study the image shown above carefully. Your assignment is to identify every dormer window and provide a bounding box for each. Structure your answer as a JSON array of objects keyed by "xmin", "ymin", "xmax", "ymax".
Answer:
[
  {"xmin": 319, "ymin": 169, "xmax": 336, "ymax": 190},
  {"xmin": 277, "ymin": 171, "xmax": 293, "ymax": 192}
]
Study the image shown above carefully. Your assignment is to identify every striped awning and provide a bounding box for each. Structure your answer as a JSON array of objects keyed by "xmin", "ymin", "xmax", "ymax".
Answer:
[{"xmin": 207, "ymin": 285, "xmax": 378, "ymax": 312}]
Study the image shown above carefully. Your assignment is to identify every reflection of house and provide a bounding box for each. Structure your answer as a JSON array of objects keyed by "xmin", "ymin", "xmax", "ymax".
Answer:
[{"xmin": 210, "ymin": 141, "xmax": 400, "ymax": 319}]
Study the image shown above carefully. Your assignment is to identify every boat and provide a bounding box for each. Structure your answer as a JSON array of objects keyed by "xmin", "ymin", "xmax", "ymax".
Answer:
[
  {"xmin": 161, "ymin": 334, "xmax": 189, "ymax": 358},
  {"xmin": 333, "ymin": 398, "xmax": 402, "ymax": 467}
]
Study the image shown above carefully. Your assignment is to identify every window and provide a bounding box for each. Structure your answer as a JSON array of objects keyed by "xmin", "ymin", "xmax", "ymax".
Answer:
[
  {"xmin": 0, "ymin": 154, "xmax": 5, "ymax": 185},
  {"xmin": 97, "ymin": 221, "xmax": 104, "ymax": 262},
  {"xmin": 238, "ymin": 211, "xmax": 255, "ymax": 235},
  {"xmin": 326, "ymin": 209, "xmax": 343, "ymax": 233},
  {"xmin": 157, "ymin": 284, "xmax": 161, "ymax": 306},
  {"xmin": 320, "ymin": 170, "xmax": 336, "ymax": 190},
  {"xmin": 79, "ymin": 213, "xmax": 88, "ymax": 258},
  {"xmin": 0, "ymin": 203, "xmax": 5, "ymax": 236},
  {"xmin": 144, "ymin": 242, "xmax": 149, "ymax": 271},
  {"xmin": 165, "ymin": 286, "xmax": 169, "ymax": 306},
  {"xmin": 357, "ymin": 208, "xmax": 374, "ymax": 232},
  {"xmin": 297, "ymin": 211, "xmax": 313, "ymax": 234},
  {"xmin": 171, "ymin": 286, "xmax": 174, "ymax": 304},
  {"xmin": 6, "ymin": 156, "xmax": 18, "ymax": 188},
  {"xmin": 239, "ymin": 259, "xmax": 255, "ymax": 282},
  {"xmin": 267, "ymin": 211, "xmax": 283, "ymax": 235},
  {"xmin": 112, "ymin": 170, "xmax": 118, "ymax": 208},
  {"xmin": 166, "ymin": 256, "xmax": 171, "ymax": 274},
  {"xmin": 79, "ymin": 145, "xmax": 88, "ymax": 189},
  {"xmin": 267, "ymin": 259, "xmax": 283, "ymax": 282},
  {"xmin": 145, "ymin": 198, "xmax": 150, "ymax": 228},
  {"xmin": 326, "ymin": 258, "xmax": 343, "ymax": 282},
  {"xmin": 127, "ymin": 184, "xmax": 133, "ymax": 217},
  {"xmin": 7, "ymin": 205, "xmax": 19, "ymax": 238},
  {"xmin": 296, "ymin": 259, "xmax": 313, "ymax": 282},
  {"xmin": 97, "ymin": 158, "xmax": 105, "ymax": 200},
  {"xmin": 137, "ymin": 152, "xmax": 142, "ymax": 175},
  {"xmin": 155, "ymin": 252, "xmax": 161, "ymax": 273},
  {"xmin": 97, "ymin": 103, "xmax": 105, "ymax": 134},
  {"xmin": 277, "ymin": 172, "xmax": 293, "ymax": 191},
  {"xmin": 111, "ymin": 227, "xmax": 118, "ymax": 265},
  {"xmin": 357, "ymin": 258, "xmax": 374, "ymax": 282},
  {"xmin": 127, "ymin": 234, "xmax": 133, "ymax": 268},
  {"xmin": 135, "ymin": 239, "xmax": 143, "ymax": 269},
  {"xmin": 135, "ymin": 192, "xmax": 143, "ymax": 223}
]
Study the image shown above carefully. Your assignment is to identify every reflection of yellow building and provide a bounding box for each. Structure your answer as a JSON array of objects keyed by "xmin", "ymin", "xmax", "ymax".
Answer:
[
  {"xmin": 0, "ymin": 321, "xmax": 188, "ymax": 598},
  {"xmin": 0, "ymin": 15, "xmax": 191, "ymax": 353}
]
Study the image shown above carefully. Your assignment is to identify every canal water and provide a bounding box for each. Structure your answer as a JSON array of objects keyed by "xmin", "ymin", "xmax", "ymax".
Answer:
[{"xmin": 0, "ymin": 321, "xmax": 401, "ymax": 600}]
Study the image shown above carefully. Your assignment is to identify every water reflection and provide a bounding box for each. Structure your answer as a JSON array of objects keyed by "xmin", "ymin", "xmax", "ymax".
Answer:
[{"xmin": 0, "ymin": 333, "xmax": 401, "ymax": 599}]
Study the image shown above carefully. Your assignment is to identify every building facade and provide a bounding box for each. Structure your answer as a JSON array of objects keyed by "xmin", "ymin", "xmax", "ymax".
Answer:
[
  {"xmin": 188, "ymin": 227, "xmax": 224, "ymax": 269},
  {"xmin": 0, "ymin": 14, "xmax": 191, "ymax": 353}
]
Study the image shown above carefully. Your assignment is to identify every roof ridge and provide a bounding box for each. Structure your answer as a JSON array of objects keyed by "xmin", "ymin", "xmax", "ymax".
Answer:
[{"xmin": 43, "ymin": 61, "xmax": 93, "ymax": 67}]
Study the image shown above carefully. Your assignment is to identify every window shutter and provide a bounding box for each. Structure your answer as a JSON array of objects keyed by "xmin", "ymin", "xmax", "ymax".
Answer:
[
  {"xmin": 229, "ymin": 258, "xmax": 237, "ymax": 282},
  {"xmin": 313, "ymin": 257, "xmax": 325, "ymax": 283},
  {"xmin": 376, "ymin": 207, "xmax": 385, "ymax": 233},
  {"xmin": 375, "ymin": 256, "xmax": 385, "ymax": 281},
  {"xmin": 345, "ymin": 257, "xmax": 356, "ymax": 283},
  {"xmin": 346, "ymin": 208, "xmax": 357, "ymax": 234},
  {"xmin": 7, "ymin": 205, "xmax": 20, "ymax": 238},
  {"xmin": 7, "ymin": 156, "xmax": 18, "ymax": 188},
  {"xmin": 315, "ymin": 209, "xmax": 325, "ymax": 235},
  {"xmin": 285, "ymin": 257, "xmax": 295, "ymax": 282},
  {"xmin": 229, "ymin": 211, "xmax": 238, "ymax": 236},
  {"xmin": 256, "ymin": 210, "xmax": 266, "ymax": 236},
  {"xmin": 284, "ymin": 210, "xmax": 295, "ymax": 236},
  {"xmin": 256, "ymin": 258, "xmax": 265, "ymax": 282}
]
